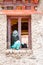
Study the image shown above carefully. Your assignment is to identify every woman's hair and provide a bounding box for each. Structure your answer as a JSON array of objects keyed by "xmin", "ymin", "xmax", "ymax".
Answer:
[{"xmin": 11, "ymin": 30, "xmax": 19, "ymax": 46}]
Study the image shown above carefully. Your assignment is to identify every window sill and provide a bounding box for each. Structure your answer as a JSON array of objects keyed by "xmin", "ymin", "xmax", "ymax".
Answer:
[{"xmin": 5, "ymin": 49, "xmax": 33, "ymax": 57}]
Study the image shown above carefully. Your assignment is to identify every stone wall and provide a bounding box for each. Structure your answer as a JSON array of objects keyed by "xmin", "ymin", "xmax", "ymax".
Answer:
[
  {"xmin": 32, "ymin": 14, "xmax": 43, "ymax": 50},
  {"xmin": 0, "ymin": 0, "xmax": 43, "ymax": 65},
  {"xmin": 32, "ymin": 0, "xmax": 43, "ymax": 50},
  {"xmin": 0, "ymin": 15, "xmax": 7, "ymax": 52},
  {"xmin": 0, "ymin": 14, "xmax": 43, "ymax": 65},
  {"xmin": 0, "ymin": 14, "xmax": 33, "ymax": 65},
  {"xmin": 37, "ymin": 0, "xmax": 43, "ymax": 12}
]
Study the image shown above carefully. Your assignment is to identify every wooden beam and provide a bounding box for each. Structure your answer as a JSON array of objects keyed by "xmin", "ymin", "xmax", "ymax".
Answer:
[
  {"xmin": 28, "ymin": 17, "xmax": 32, "ymax": 49},
  {"xmin": 0, "ymin": 10, "xmax": 43, "ymax": 16},
  {"xmin": 7, "ymin": 18, "xmax": 11, "ymax": 49}
]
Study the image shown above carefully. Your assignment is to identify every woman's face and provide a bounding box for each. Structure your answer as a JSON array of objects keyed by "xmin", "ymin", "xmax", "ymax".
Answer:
[{"xmin": 12, "ymin": 30, "xmax": 18, "ymax": 37}]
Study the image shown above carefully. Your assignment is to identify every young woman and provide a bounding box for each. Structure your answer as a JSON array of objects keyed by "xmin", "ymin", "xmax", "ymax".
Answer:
[{"xmin": 11, "ymin": 30, "xmax": 21, "ymax": 50}]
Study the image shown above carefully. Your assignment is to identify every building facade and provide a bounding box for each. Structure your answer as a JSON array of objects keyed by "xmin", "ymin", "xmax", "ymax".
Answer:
[{"xmin": 0, "ymin": 0, "xmax": 43, "ymax": 65}]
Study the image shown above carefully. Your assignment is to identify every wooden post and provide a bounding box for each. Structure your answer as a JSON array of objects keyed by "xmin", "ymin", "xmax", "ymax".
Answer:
[
  {"xmin": 18, "ymin": 17, "xmax": 21, "ymax": 42},
  {"xmin": 28, "ymin": 16, "xmax": 32, "ymax": 49},
  {"xmin": 7, "ymin": 19, "xmax": 11, "ymax": 49}
]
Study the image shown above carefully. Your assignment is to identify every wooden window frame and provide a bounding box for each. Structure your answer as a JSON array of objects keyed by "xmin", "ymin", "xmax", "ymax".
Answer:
[{"xmin": 7, "ymin": 16, "xmax": 32, "ymax": 49}]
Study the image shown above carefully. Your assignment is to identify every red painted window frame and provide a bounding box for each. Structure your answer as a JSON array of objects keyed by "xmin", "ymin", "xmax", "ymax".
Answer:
[{"xmin": 7, "ymin": 16, "xmax": 32, "ymax": 49}]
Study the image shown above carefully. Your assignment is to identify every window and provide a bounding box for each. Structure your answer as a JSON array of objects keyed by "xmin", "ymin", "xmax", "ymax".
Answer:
[
  {"xmin": 16, "ymin": 6, "xmax": 31, "ymax": 10},
  {"xmin": 1, "ymin": 6, "xmax": 13, "ymax": 10},
  {"xmin": 16, "ymin": 6, "xmax": 25, "ymax": 10},
  {"xmin": 22, "ymin": 0, "xmax": 31, "ymax": 3},
  {"xmin": 1, "ymin": 6, "xmax": 5, "ymax": 9},
  {"xmin": 16, "ymin": 6, "xmax": 22, "ymax": 10},
  {"xmin": 7, "ymin": 6, "xmax": 13, "ymax": 10},
  {"xmin": 1, "ymin": 6, "xmax": 7, "ymax": 10},
  {"xmin": 11, "ymin": 19, "xmax": 18, "ymax": 33},
  {"xmin": 7, "ymin": 16, "xmax": 31, "ymax": 49},
  {"xmin": 21, "ymin": 18, "xmax": 28, "ymax": 47},
  {"xmin": 25, "ymin": 6, "xmax": 31, "ymax": 10},
  {"xmin": 11, "ymin": 19, "xmax": 18, "ymax": 46}
]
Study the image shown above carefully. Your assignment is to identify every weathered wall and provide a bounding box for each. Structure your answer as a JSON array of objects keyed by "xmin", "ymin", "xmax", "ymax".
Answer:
[
  {"xmin": 0, "ymin": 15, "xmax": 7, "ymax": 51},
  {"xmin": 31, "ymin": 0, "xmax": 43, "ymax": 50},
  {"xmin": 0, "ymin": 15, "xmax": 43, "ymax": 65},
  {"xmin": 37, "ymin": 0, "xmax": 43, "ymax": 12},
  {"xmin": 30, "ymin": 0, "xmax": 43, "ymax": 50},
  {"xmin": 0, "ymin": 14, "xmax": 43, "ymax": 65},
  {"xmin": 0, "ymin": 14, "xmax": 7, "ymax": 65},
  {"xmin": 0, "ymin": 14, "xmax": 34, "ymax": 65},
  {"xmin": 31, "ymin": 14, "xmax": 43, "ymax": 65},
  {"xmin": 32, "ymin": 14, "xmax": 43, "ymax": 50},
  {"xmin": 31, "ymin": 1, "xmax": 43, "ymax": 65},
  {"xmin": 0, "ymin": 0, "xmax": 43, "ymax": 65}
]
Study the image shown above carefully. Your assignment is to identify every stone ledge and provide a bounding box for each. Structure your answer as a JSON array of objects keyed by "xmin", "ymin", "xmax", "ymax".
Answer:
[
  {"xmin": 6, "ymin": 49, "xmax": 32, "ymax": 54},
  {"xmin": 5, "ymin": 49, "xmax": 33, "ymax": 59}
]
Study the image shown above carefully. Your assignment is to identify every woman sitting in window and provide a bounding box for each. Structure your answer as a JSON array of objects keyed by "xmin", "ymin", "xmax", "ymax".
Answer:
[{"xmin": 11, "ymin": 30, "xmax": 21, "ymax": 50}]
